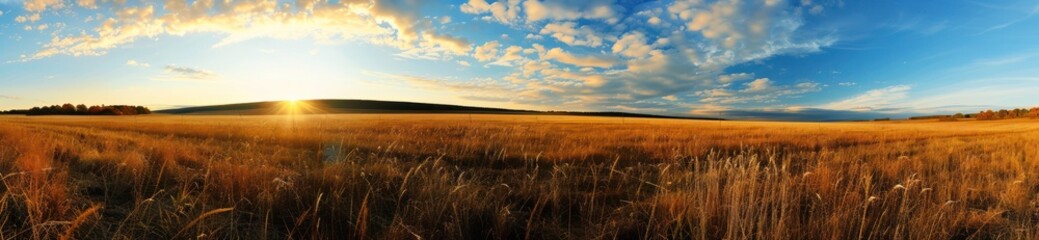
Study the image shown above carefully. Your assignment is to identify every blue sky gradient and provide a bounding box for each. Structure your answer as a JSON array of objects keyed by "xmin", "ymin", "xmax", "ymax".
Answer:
[{"xmin": 1, "ymin": 0, "xmax": 1037, "ymax": 120}]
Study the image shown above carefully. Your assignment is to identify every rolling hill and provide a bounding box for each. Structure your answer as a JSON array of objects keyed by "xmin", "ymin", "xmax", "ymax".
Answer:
[{"xmin": 155, "ymin": 99, "xmax": 723, "ymax": 120}]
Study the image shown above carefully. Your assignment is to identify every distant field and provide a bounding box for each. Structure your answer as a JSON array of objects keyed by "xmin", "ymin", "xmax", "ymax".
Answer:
[{"xmin": 0, "ymin": 114, "xmax": 1037, "ymax": 239}]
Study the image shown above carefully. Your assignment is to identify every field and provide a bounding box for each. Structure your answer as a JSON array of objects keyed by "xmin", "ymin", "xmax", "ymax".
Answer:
[{"xmin": 0, "ymin": 114, "xmax": 1037, "ymax": 239}]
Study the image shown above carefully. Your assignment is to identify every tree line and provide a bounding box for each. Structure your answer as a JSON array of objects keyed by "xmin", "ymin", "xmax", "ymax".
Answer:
[
  {"xmin": 974, "ymin": 107, "xmax": 1039, "ymax": 120},
  {"xmin": 898, "ymin": 107, "xmax": 1038, "ymax": 121},
  {"xmin": 2, "ymin": 103, "xmax": 152, "ymax": 116}
]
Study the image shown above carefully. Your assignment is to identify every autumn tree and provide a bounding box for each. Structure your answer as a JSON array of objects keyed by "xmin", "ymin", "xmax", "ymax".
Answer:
[{"xmin": 976, "ymin": 110, "xmax": 995, "ymax": 120}]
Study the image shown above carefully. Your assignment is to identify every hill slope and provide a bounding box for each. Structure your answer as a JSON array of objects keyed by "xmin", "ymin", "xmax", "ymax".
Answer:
[{"xmin": 155, "ymin": 99, "xmax": 722, "ymax": 120}]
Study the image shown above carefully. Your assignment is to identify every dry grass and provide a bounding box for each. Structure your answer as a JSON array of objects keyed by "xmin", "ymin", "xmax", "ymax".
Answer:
[{"xmin": 0, "ymin": 114, "xmax": 1037, "ymax": 239}]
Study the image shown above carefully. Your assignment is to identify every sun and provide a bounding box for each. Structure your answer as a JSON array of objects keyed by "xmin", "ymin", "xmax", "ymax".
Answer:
[
  {"xmin": 278, "ymin": 98, "xmax": 302, "ymax": 115},
  {"xmin": 286, "ymin": 96, "xmax": 300, "ymax": 103}
]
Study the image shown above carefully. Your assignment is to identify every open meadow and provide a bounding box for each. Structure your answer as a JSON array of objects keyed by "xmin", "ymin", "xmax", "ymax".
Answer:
[{"xmin": 1, "ymin": 114, "xmax": 1038, "ymax": 239}]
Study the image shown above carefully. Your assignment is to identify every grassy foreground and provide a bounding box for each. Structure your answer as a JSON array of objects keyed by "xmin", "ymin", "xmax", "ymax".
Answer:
[{"xmin": 0, "ymin": 114, "xmax": 1037, "ymax": 239}]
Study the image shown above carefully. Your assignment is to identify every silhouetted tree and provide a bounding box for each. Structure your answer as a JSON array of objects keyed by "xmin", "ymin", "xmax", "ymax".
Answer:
[
  {"xmin": 18, "ymin": 104, "xmax": 152, "ymax": 116},
  {"xmin": 76, "ymin": 104, "xmax": 88, "ymax": 113}
]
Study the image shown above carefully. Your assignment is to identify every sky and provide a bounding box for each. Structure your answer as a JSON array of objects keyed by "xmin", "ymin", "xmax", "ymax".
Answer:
[{"xmin": 1, "ymin": 0, "xmax": 1038, "ymax": 120}]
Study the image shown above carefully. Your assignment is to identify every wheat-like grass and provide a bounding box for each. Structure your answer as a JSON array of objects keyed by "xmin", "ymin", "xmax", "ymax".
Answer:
[{"xmin": 0, "ymin": 115, "xmax": 1036, "ymax": 239}]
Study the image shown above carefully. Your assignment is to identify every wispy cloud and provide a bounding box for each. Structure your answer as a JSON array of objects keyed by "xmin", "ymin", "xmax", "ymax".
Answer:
[
  {"xmin": 821, "ymin": 85, "xmax": 911, "ymax": 111},
  {"xmin": 126, "ymin": 60, "xmax": 150, "ymax": 67},
  {"xmin": 980, "ymin": 5, "xmax": 1039, "ymax": 34},
  {"xmin": 155, "ymin": 65, "xmax": 218, "ymax": 81},
  {"xmin": 691, "ymin": 107, "xmax": 910, "ymax": 121}
]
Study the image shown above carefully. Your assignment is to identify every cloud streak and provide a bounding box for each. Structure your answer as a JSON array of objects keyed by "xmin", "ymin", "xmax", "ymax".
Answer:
[
  {"xmin": 821, "ymin": 85, "xmax": 911, "ymax": 111},
  {"xmin": 157, "ymin": 65, "xmax": 218, "ymax": 81}
]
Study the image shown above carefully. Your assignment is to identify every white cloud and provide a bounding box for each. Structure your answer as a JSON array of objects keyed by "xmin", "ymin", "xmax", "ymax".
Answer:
[
  {"xmin": 421, "ymin": 32, "xmax": 472, "ymax": 55},
  {"xmin": 461, "ymin": 0, "xmax": 522, "ymax": 24},
  {"xmin": 668, "ymin": 0, "xmax": 834, "ymax": 67},
  {"xmin": 822, "ymin": 85, "xmax": 911, "ymax": 111},
  {"xmin": 12, "ymin": 0, "xmax": 839, "ymax": 115},
  {"xmin": 612, "ymin": 32, "xmax": 653, "ymax": 58},
  {"xmin": 648, "ymin": 16, "xmax": 661, "ymax": 25},
  {"xmin": 524, "ymin": 0, "xmax": 619, "ymax": 23},
  {"xmin": 76, "ymin": 0, "xmax": 96, "ymax": 9},
  {"xmin": 719, "ymin": 73, "xmax": 754, "ymax": 84},
  {"xmin": 22, "ymin": 0, "xmax": 471, "ymax": 61},
  {"xmin": 473, "ymin": 41, "xmax": 500, "ymax": 62},
  {"xmin": 489, "ymin": 45, "xmax": 527, "ymax": 66},
  {"xmin": 539, "ymin": 22, "xmax": 604, "ymax": 47},
  {"xmin": 742, "ymin": 78, "xmax": 773, "ymax": 93},
  {"xmin": 542, "ymin": 48, "xmax": 616, "ymax": 68},
  {"xmin": 157, "ymin": 65, "xmax": 218, "ymax": 81},
  {"xmin": 24, "ymin": 0, "xmax": 64, "ymax": 12},
  {"xmin": 126, "ymin": 60, "xmax": 150, "ymax": 67},
  {"xmin": 838, "ymin": 82, "xmax": 856, "ymax": 86}
]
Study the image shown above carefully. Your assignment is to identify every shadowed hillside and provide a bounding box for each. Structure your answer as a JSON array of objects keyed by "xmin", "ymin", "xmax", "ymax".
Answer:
[{"xmin": 155, "ymin": 99, "xmax": 724, "ymax": 120}]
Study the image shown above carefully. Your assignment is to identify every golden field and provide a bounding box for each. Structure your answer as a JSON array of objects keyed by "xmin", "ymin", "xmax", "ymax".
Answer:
[{"xmin": 0, "ymin": 114, "xmax": 1037, "ymax": 239}]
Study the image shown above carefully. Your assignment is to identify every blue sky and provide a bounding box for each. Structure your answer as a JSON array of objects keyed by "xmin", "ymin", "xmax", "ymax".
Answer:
[{"xmin": 1, "ymin": 0, "xmax": 1037, "ymax": 120}]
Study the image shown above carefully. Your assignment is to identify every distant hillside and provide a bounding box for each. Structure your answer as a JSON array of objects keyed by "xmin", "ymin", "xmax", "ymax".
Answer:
[{"xmin": 155, "ymin": 99, "xmax": 723, "ymax": 120}]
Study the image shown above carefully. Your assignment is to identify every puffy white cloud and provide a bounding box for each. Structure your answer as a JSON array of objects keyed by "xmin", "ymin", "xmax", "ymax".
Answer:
[
  {"xmin": 612, "ymin": 32, "xmax": 652, "ymax": 58},
  {"xmin": 521, "ymin": 60, "xmax": 551, "ymax": 77},
  {"xmin": 15, "ymin": 0, "xmax": 840, "ymax": 115},
  {"xmin": 648, "ymin": 17, "xmax": 661, "ymax": 25},
  {"xmin": 523, "ymin": 0, "xmax": 619, "ymax": 23},
  {"xmin": 542, "ymin": 48, "xmax": 616, "ymax": 68},
  {"xmin": 473, "ymin": 41, "xmax": 501, "ymax": 62},
  {"xmin": 742, "ymin": 78, "xmax": 773, "ymax": 93},
  {"xmin": 24, "ymin": 0, "xmax": 64, "ymax": 12},
  {"xmin": 719, "ymin": 73, "xmax": 753, "ymax": 84},
  {"xmin": 460, "ymin": 0, "xmax": 621, "ymax": 24},
  {"xmin": 489, "ymin": 45, "xmax": 527, "ymax": 66},
  {"xmin": 422, "ymin": 32, "xmax": 472, "ymax": 55},
  {"xmin": 76, "ymin": 0, "xmax": 96, "ymax": 9},
  {"xmin": 668, "ymin": 0, "xmax": 834, "ymax": 67},
  {"xmin": 23, "ymin": 0, "xmax": 471, "ymax": 61},
  {"xmin": 461, "ymin": 0, "xmax": 522, "ymax": 24},
  {"xmin": 626, "ymin": 50, "xmax": 668, "ymax": 72},
  {"xmin": 539, "ymin": 22, "xmax": 604, "ymax": 47}
]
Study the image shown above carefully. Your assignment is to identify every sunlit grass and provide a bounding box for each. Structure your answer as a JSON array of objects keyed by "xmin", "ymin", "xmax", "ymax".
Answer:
[{"xmin": 0, "ymin": 115, "xmax": 1036, "ymax": 239}]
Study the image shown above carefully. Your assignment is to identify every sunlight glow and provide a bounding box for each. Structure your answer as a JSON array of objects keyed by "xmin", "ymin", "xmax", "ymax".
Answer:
[{"xmin": 282, "ymin": 100, "xmax": 301, "ymax": 115}]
